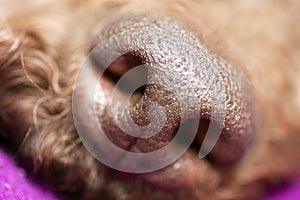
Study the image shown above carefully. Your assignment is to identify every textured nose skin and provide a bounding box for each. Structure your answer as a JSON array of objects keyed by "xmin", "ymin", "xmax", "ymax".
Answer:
[{"xmin": 75, "ymin": 13, "xmax": 255, "ymax": 167}]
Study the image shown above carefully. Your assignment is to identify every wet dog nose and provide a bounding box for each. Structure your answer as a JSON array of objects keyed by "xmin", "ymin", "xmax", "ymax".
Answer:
[{"xmin": 73, "ymin": 13, "xmax": 255, "ymax": 173}]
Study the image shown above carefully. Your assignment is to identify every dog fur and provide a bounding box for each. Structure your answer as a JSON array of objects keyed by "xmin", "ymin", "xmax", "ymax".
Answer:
[{"xmin": 0, "ymin": 0, "xmax": 300, "ymax": 199}]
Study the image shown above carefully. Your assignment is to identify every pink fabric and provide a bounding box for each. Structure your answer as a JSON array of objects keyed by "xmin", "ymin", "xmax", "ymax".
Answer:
[
  {"xmin": 265, "ymin": 179, "xmax": 300, "ymax": 200},
  {"xmin": 0, "ymin": 148, "xmax": 60, "ymax": 200}
]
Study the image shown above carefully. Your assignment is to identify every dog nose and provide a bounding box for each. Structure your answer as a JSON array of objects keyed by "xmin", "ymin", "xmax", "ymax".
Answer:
[{"xmin": 73, "ymin": 13, "xmax": 255, "ymax": 173}]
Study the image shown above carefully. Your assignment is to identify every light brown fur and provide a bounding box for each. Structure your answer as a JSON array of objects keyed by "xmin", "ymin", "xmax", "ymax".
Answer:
[{"xmin": 0, "ymin": 0, "xmax": 300, "ymax": 199}]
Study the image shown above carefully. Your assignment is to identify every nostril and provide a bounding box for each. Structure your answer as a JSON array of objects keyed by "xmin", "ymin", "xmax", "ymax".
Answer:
[
  {"xmin": 179, "ymin": 119, "xmax": 211, "ymax": 152},
  {"xmin": 93, "ymin": 52, "xmax": 143, "ymax": 78},
  {"xmin": 91, "ymin": 52, "xmax": 146, "ymax": 105}
]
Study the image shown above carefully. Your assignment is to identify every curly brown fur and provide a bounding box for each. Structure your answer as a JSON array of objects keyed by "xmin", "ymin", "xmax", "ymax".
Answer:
[{"xmin": 0, "ymin": 0, "xmax": 300, "ymax": 199}]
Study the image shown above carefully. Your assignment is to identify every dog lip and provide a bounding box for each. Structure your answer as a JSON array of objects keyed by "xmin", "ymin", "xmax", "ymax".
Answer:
[
  {"xmin": 139, "ymin": 154, "xmax": 194, "ymax": 191},
  {"xmin": 106, "ymin": 150, "xmax": 218, "ymax": 195}
]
